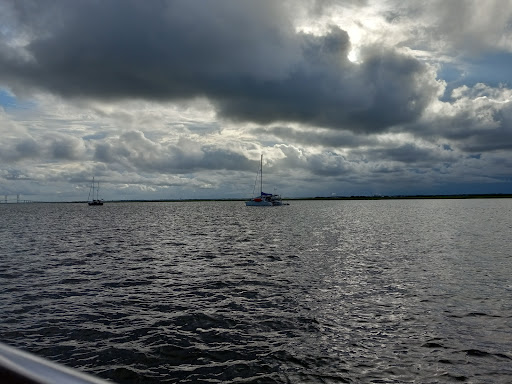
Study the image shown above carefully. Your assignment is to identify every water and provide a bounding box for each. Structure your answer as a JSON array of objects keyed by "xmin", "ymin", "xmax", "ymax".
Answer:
[{"xmin": 1, "ymin": 199, "xmax": 511, "ymax": 383}]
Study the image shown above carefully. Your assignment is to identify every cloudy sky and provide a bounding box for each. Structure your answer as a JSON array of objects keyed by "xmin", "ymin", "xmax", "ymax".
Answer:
[{"xmin": 1, "ymin": 0, "xmax": 512, "ymax": 201}]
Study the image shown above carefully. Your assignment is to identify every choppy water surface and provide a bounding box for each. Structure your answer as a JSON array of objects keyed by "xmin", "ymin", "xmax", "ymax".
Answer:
[{"xmin": 1, "ymin": 199, "xmax": 511, "ymax": 383}]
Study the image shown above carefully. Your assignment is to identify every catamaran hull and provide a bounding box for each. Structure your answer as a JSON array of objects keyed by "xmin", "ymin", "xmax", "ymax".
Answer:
[{"xmin": 245, "ymin": 200, "xmax": 273, "ymax": 206}]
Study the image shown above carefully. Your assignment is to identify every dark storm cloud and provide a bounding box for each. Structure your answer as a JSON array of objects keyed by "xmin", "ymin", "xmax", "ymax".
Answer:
[
  {"xmin": 0, "ymin": 0, "xmax": 440, "ymax": 134},
  {"xmin": 14, "ymin": 138, "xmax": 41, "ymax": 160},
  {"xmin": 0, "ymin": 134, "xmax": 85, "ymax": 162},
  {"xmin": 365, "ymin": 143, "xmax": 456, "ymax": 164},
  {"xmin": 0, "ymin": 0, "xmax": 297, "ymax": 98},
  {"xmin": 0, "ymin": 134, "xmax": 84, "ymax": 162},
  {"xmin": 0, "ymin": 138, "xmax": 42, "ymax": 162},
  {"xmin": 217, "ymin": 31, "xmax": 440, "ymax": 133},
  {"xmin": 437, "ymin": 121, "xmax": 512, "ymax": 153},
  {"xmin": 251, "ymin": 126, "xmax": 378, "ymax": 148}
]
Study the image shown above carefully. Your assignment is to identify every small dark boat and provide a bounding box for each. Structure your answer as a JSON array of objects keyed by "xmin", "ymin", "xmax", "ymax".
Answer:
[{"xmin": 87, "ymin": 177, "xmax": 104, "ymax": 206}]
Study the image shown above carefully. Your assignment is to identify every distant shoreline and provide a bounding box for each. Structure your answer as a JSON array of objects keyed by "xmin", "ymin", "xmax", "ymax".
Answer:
[
  {"xmin": 5, "ymin": 193, "xmax": 510, "ymax": 204},
  {"xmin": 303, "ymin": 193, "xmax": 512, "ymax": 200},
  {"xmin": 92, "ymin": 193, "xmax": 512, "ymax": 202}
]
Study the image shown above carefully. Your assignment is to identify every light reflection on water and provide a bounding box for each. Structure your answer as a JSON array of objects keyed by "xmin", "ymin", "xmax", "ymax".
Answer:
[{"xmin": 1, "ymin": 199, "xmax": 511, "ymax": 383}]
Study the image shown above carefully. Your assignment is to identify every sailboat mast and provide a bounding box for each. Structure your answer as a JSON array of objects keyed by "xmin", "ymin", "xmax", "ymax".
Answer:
[{"xmin": 260, "ymin": 154, "xmax": 263, "ymax": 195}]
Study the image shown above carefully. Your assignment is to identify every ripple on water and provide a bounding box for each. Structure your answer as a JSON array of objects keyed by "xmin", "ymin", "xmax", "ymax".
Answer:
[{"xmin": 1, "ymin": 200, "xmax": 512, "ymax": 383}]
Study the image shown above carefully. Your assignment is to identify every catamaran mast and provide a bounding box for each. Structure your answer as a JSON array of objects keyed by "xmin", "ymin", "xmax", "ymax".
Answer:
[{"xmin": 260, "ymin": 154, "xmax": 263, "ymax": 196}]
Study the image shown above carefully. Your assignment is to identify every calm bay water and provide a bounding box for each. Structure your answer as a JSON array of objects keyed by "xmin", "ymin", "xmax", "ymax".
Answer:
[{"xmin": 1, "ymin": 199, "xmax": 511, "ymax": 383}]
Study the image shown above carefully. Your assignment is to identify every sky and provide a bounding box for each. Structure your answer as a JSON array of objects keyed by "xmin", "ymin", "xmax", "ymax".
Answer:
[{"xmin": 1, "ymin": 0, "xmax": 512, "ymax": 201}]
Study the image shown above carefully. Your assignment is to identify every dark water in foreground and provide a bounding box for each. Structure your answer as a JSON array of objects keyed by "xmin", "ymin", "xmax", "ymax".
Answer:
[{"xmin": 1, "ymin": 200, "xmax": 511, "ymax": 383}]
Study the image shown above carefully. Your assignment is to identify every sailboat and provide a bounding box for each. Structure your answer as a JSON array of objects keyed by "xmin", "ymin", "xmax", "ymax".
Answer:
[
  {"xmin": 87, "ymin": 177, "xmax": 104, "ymax": 206},
  {"xmin": 246, "ymin": 155, "xmax": 285, "ymax": 206}
]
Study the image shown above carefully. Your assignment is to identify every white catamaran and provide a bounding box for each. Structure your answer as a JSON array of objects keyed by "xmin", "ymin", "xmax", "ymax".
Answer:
[
  {"xmin": 87, "ymin": 177, "xmax": 104, "ymax": 206},
  {"xmin": 246, "ymin": 155, "xmax": 286, "ymax": 206}
]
